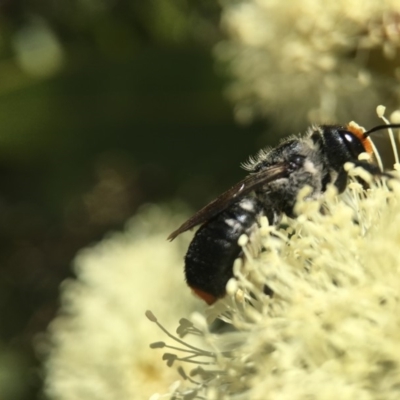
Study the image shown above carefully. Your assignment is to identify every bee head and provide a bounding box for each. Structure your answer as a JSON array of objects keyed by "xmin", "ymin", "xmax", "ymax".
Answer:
[{"xmin": 315, "ymin": 123, "xmax": 400, "ymax": 171}]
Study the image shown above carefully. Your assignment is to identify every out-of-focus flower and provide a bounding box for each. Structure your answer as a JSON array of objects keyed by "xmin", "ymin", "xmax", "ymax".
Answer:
[
  {"xmin": 152, "ymin": 167, "xmax": 400, "ymax": 399},
  {"xmin": 216, "ymin": 0, "xmax": 400, "ymax": 127},
  {"xmin": 42, "ymin": 204, "xmax": 198, "ymax": 400},
  {"xmin": 12, "ymin": 17, "xmax": 64, "ymax": 78}
]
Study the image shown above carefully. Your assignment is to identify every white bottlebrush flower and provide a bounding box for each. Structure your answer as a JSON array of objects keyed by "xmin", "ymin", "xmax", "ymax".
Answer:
[
  {"xmin": 42, "ymin": 204, "xmax": 199, "ymax": 400},
  {"xmin": 43, "ymin": 113, "xmax": 400, "ymax": 399},
  {"xmin": 150, "ymin": 170, "xmax": 400, "ymax": 399},
  {"xmin": 216, "ymin": 0, "xmax": 400, "ymax": 127}
]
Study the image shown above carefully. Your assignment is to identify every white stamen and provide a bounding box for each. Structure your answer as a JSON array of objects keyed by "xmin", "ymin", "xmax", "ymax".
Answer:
[
  {"xmin": 358, "ymin": 152, "xmax": 370, "ymax": 161},
  {"xmin": 238, "ymin": 234, "xmax": 249, "ymax": 247},
  {"xmin": 376, "ymin": 105, "xmax": 386, "ymax": 118},
  {"xmin": 377, "ymin": 108, "xmax": 400, "ymax": 166},
  {"xmin": 226, "ymin": 278, "xmax": 239, "ymax": 296}
]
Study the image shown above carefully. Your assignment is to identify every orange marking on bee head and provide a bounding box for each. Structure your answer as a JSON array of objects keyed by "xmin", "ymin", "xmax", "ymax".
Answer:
[
  {"xmin": 346, "ymin": 123, "xmax": 373, "ymax": 154},
  {"xmin": 190, "ymin": 287, "xmax": 218, "ymax": 305}
]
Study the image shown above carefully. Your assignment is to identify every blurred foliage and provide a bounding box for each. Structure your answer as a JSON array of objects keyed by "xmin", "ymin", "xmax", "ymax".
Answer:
[{"xmin": 0, "ymin": 2, "xmax": 270, "ymax": 400}]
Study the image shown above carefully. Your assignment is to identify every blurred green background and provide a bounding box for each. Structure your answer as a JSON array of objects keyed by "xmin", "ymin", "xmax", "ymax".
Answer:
[{"xmin": 0, "ymin": 2, "xmax": 278, "ymax": 399}]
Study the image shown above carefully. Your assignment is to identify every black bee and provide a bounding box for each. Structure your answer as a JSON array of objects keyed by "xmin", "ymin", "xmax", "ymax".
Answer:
[{"xmin": 168, "ymin": 123, "xmax": 400, "ymax": 304}]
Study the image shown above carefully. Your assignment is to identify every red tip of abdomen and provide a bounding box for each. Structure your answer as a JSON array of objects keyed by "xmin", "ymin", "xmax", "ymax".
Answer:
[{"xmin": 190, "ymin": 286, "xmax": 218, "ymax": 305}]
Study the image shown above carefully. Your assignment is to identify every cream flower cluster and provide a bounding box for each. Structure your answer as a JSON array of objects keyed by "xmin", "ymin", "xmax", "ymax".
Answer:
[
  {"xmin": 42, "ymin": 205, "xmax": 198, "ymax": 400},
  {"xmin": 43, "ymin": 117, "xmax": 400, "ymax": 399},
  {"xmin": 156, "ymin": 172, "xmax": 400, "ymax": 399},
  {"xmin": 217, "ymin": 0, "xmax": 400, "ymax": 127},
  {"xmin": 44, "ymin": 173, "xmax": 400, "ymax": 400}
]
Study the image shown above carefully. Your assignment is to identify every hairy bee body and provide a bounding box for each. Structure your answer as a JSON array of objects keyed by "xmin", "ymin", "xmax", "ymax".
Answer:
[
  {"xmin": 169, "ymin": 123, "xmax": 397, "ymax": 304},
  {"xmin": 184, "ymin": 197, "xmax": 261, "ymax": 303}
]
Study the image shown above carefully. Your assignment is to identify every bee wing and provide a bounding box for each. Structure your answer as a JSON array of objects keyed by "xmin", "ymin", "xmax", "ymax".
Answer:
[{"xmin": 168, "ymin": 162, "xmax": 289, "ymax": 241}]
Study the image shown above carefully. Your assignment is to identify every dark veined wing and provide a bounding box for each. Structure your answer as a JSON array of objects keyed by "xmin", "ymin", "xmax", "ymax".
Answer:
[{"xmin": 168, "ymin": 162, "xmax": 290, "ymax": 241}]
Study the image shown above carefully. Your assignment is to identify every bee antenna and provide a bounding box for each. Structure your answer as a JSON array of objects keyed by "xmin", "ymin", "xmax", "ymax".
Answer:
[{"xmin": 363, "ymin": 123, "xmax": 400, "ymax": 137}]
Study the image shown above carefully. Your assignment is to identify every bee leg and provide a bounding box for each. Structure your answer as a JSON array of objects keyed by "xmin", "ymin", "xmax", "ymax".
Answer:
[
  {"xmin": 335, "ymin": 161, "xmax": 392, "ymax": 193},
  {"xmin": 351, "ymin": 160, "xmax": 384, "ymax": 176},
  {"xmin": 334, "ymin": 168, "xmax": 349, "ymax": 193},
  {"xmin": 350, "ymin": 160, "xmax": 394, "ymax": 189}
]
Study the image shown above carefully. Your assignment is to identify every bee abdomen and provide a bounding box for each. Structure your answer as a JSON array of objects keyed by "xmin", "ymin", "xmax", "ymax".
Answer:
[{"xmin": 184, "ymin": 197, "xmax": 261, "ymax": 304}]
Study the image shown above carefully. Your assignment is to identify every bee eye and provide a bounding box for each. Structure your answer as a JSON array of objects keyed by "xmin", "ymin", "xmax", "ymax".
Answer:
[{"xmin": 340, "ymin": 131, "xmax": 366, "ymax": 158}]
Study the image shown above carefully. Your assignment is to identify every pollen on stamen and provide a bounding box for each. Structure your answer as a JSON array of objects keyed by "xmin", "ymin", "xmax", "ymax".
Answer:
[
  {"xmin": 259, "ymin": 216, "xmax": 269, "ymax": 227},
  {"xmin": 259, "ymin": 216, "xmax": 271, "ymax": 236},
  {"xmin": 376, "ymin": 105, "xmax": 386, "ymax": 118},
  {"xmin": 238, "ymin": 234, "xmax": 249, "ymax": 247},
  {"xmin": 235, "ymin": 288, "xmax": 246, "ymax": 303},
  {"xmin": 344, "ymin": 162, "xmax": 355, "ymax": 172},
  {"xmin": 390, "ymin": 110, "xmax": 400, "ymax": 124},
  {"xmin": 232, "ymin": 258, "xmax": 243, "ymax": 275},
  {"xmin": 226, "ymin": 278, "xmax": 239, "ymax": 296},
  {"xmin": 358, "ymin": 152, "xmax": 371, "ymax": 161}
]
